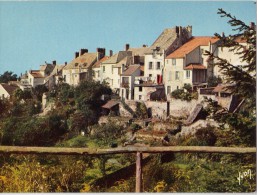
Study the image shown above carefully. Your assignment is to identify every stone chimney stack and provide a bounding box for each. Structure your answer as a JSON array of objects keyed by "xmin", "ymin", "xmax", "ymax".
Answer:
[
  {"xmin": 52, "ymin": 60, "xmax": 56, "ymax": 65},
  {"xmin": 80, "ymin": 49, "xmax": 88, "ymax": 56},
  {"xmin": 250, "ymin": 22, "xmax": 255, "ymax": 29},
  {"xmin": 109, "ymin": 50, "xmax": 113, "ymax": 57},
  {"xmin": 125, "ymin": 43, "xmax": 130, "ymax": 51},
  {"xmin": 97, "ymin": 48, "xmax": 106, "ymax": 60},
  {"xmin": 75, "ymin": 52, "xmax": 79, "ymax": 58}
]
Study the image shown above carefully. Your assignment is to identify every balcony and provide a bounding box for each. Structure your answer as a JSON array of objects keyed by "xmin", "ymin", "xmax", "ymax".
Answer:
[
  {"xmin": 134, "ymin": 76, "xmax": 153, "ymax": 84},
  {"xmin": 120, "ymin": 82, "xmax": 130, "ymax": 88}
]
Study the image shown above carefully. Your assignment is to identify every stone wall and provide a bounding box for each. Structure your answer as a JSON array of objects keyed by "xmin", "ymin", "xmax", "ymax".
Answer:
[{"xmin": 119, "ymin": 99, "xmax": 198, "ymax": 119}]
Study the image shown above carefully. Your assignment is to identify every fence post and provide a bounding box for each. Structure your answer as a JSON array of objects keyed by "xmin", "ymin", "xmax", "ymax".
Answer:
[{"xmin": 136, "ymin": 152, "xmax": 142, "ymax": 192}]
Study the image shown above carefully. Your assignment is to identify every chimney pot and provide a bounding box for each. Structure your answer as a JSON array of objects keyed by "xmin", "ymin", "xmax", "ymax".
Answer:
[
  {"xmin": 109, "ymin": 50, "xmax": 113, "ymax": 57},
  {"xmin": 80, "ymin": 49, "xmax": 88, "ymax": 56},
  {"xmin": 250, "ymin": 22, "xmax": 255, "ymax": 29},
  {"xmin": 75, "ymin": 52, "xmax": 79, "ymax": 58},
  {"xmin": 125, "ymin": 44, "xmax": 130, "ymax": 51}
]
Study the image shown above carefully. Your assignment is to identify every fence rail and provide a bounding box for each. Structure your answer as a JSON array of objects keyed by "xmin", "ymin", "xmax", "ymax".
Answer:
[
  {"xmin": 0, "ymin": 146, "xmax": 255, "ymax": 155},
  {"xmin": 0, "ymin": 145, "xmax": 255, "ymax": 192}
]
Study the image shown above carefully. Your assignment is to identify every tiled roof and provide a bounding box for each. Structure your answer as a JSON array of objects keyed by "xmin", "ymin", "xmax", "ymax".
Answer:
[
  {"xmin": 1, "ymin": 83, "xmax": 18, "ymax": 95},
  {"xmin": 122, "ymin": 65, "xmax": 141, "ymax": 76},
  {"xmin": 184, "ymin": 64, "xmax": 207, "ymax": 70},
  {"xmin": 167, "ymin": 36, "xmax": 219, "ymax": 58},
  {"xmin": 128, "ymin": 47, "xmax": 149, "ymax": 56},
  {"xmin": 102, "ymin": 51, "xmax": 132, "ymax": 64},
  {"xmin": 92, "ymin": 56, "xmax": 110, "ymax": 68},
  {"xmin": 64, "ymin": 53, "xmax": 97, "ymax": 70},
  {"xmin": 114, "ymin": 56, "xmax": 133, "ymax": 68},
  {"xmin": 102, "ymin": 100, "xmax": 119, "ymax": 109},
  {"xmin": 30, "ymin": 70, "xmax": 44, "ymax": 78},
  {"xmin": 151, "ymin": 28, "xmax": 177, "ymax": 50}
]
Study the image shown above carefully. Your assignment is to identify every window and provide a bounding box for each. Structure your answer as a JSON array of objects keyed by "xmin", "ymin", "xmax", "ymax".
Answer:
[
  {"xmin": 149, "ymin": 74, "xmax": 152, "ymax": 77},
  {"xmin": 112, "ymin": 67, "xmax": 113, "ymax": 74},
  {"xmin": 168, "ymin": 71, "xmax": 171, "ymax": 80},
  {"xmin": 186, "ymin": 70, "xmax": 190, "ymax": 79},
  {"xmin": 175, "ymin": 71, "xmax": 179, "ymax": 80},
  {"xmin": 139, "ymin": 95, "xmax": 142, "ymax": 100},
  {"xmin": 167, "ymin": 86, "xmax": 171, "ymax": 94},
  {"xmin": 156, "ymin": 62, "xmax": 161, "ymax": 69},
  {"xmin": 149, "ymin": 62, "xmax": 153, "ymax": 69},
  {"xmin": 139, "ymin": 86, "xmax": 143, "ymax": 92},
  {"xmin": 103, "ymin": 66, "xmax": 105, "ymax": 73},
  {"xmin": 172, "ymin": 59, "xmax": 176, "ymax": 65}
]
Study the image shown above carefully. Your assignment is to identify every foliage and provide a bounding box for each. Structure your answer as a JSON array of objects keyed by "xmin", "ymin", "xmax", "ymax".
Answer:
[
  {"xmin": 204, "ymin": 9, "xmax": 256, "ymax": 147},
  {"xmin": 0, "ymin": 71, "xmax": 17, "ymax": 83},
  {"xmin": 1, "ymin": 112, "xmax": 67, "ymax": 146},
  {"xmin": 0, "ymin": 155, "xmax": 91, "ymax": 192},
  {"xmin": 135, "ymin": 101, "xmax": 148, "ymax": 119},
  {"xmin": 207, "ymin": 76, "xmax": 222, "ymax": 87},
  {"xmin": 171, "ymin": 84, "xmax": 197, "ymax": 101},
  {"xmin": 34, "ymin": 85, "xmax": 48, "ymax": 101},
  {"xmin": 206, "ymin": 8, "xmax": 256, "ymax": 110}
]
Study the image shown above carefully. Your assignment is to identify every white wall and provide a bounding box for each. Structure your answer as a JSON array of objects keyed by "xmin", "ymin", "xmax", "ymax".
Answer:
[{"xmin": 0, "ymin": 85, "xmax": 10, "ymax": 99}]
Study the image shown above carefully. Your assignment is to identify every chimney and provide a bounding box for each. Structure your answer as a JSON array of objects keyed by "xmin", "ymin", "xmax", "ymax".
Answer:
[
  {"xmin": 52, "ymin": 60, "xmax": 56, "ymax": 65},
  {"xmin": 125, "ymin": 43, "xmax": 130, "ymax": 51},
  {"xmin": 75, "ymin": 52, "xmax": 79, "ymax": 58},
  {"xmin": 142, "ymin": 44, "xmax": 147, "ymax": 47},
  {"xmin": 109, "ymin": 50, "xmax": 113, "ymax": 57},
  {"xmin": 222, "ymin": 32, "xmax": 225, "ymax": 38},
  {"xmin": 179, "ymin": 26, "xmax": 182, "ymax": 37},
  {"xmin": 97, "ymin": 48, "xmax": 105, "ymax": 60},
  {"xmin": 80, "ymin": 48, "xmax": 88, "ymax": 56},
  {"xmin": 186, "ymin": 25, "xmax": 192, "ymax": 38},
  {"xmin": 250, "ymin": 22, "xmax": 255, "ymax": 29},
  {"xmin": 65, "ymin": 62, "xmax": 67, "ymax": 65}
]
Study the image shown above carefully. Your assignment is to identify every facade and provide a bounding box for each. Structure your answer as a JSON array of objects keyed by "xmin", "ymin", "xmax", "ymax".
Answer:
[
  {"xmin": 134, "ymin": 26, "xmax": 192, "ymax": 101},
  {"xmin": 120, "ymin": 65, "xmax": 142, "ymax": 100},
  {"xmin": 0, "ymin": 83, "xmax": 19, "ymax": 99},
  {"xmin": 92, "ymin": 56, "xmax": 110, "ymax": 82},
  {"xmin": 165, "ymin": 36, "xmax": 219, "ymax": 98},
  {"xmin": 100, "ymin": 50, "xmax": 133, "ymax": 93},
  {"xmin": 63, "ymin": 48, "xmax": 105, "ymax": 86},
  {"xmin": 213, "ymin": 37, "xmax": 249, "ymax": 79}
]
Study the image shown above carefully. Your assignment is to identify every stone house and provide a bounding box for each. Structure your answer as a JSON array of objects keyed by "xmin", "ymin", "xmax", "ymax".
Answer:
[
  {"xmin": 213, "ymin": 36, "xmax": 250, "ymax": 79},
  {"xmin": 133, "ymin": 26, "xmax": 192, "ymax": 101},
  {"xmin": 120, "ymin": 65, "xmax": 142, "ymax": 100},
  {"xmin": 100, "ymin": 49, "xmax": 133, "ymax": 93},
  {"xmin": 92, "ymin": 55, "xmax": 110, "ymax": 82},
  {"xmin": 62, "ymin": 48, "xmax": 105, "ymax": 86},
  {"xmin": 0, "ymin": 83, "xmax": 19, "ymax": 99},
  {"xmin": 165, "ymin": 36, "xmax": 219, "ymax": 99},
  {"xmin": 27, "ymin": 62, "xmax": 56, "ymax": 88}
]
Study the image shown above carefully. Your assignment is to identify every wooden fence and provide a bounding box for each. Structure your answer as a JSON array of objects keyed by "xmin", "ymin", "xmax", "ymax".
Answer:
[{"xmin": 0, "ymin": 146, "xmax": 255, "ymax": 192}]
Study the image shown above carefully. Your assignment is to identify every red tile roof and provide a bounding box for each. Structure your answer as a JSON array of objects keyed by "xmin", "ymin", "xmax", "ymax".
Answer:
[
  {"xmin": 167, "ymin": 36, "xmax": 219, "ymax": 58},
  {"xmin": 184, "ymin": 64, "xmax": 207, "ymax": 70},
  {"xmin": 93, "ymin": 56, "xmax": 110, "ymax": 68}
]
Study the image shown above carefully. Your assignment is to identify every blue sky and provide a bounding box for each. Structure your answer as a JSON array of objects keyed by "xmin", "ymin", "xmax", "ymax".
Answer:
[{"xmin": 0, "ymin": 1, "xmax": 256, "ymax": 76}]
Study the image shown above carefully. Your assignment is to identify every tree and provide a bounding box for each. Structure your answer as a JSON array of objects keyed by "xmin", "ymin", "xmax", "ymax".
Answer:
[
  {"xmin": 206, "ymin": 8, "xmax": 256, "ymax": 111},
  {"xmin": 205, "ymin": 9, "xmax": 256, "ymax": 147},
  {"xmin": 0, "ymin": 71, "xmax": 17, "ymax": 83}
]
